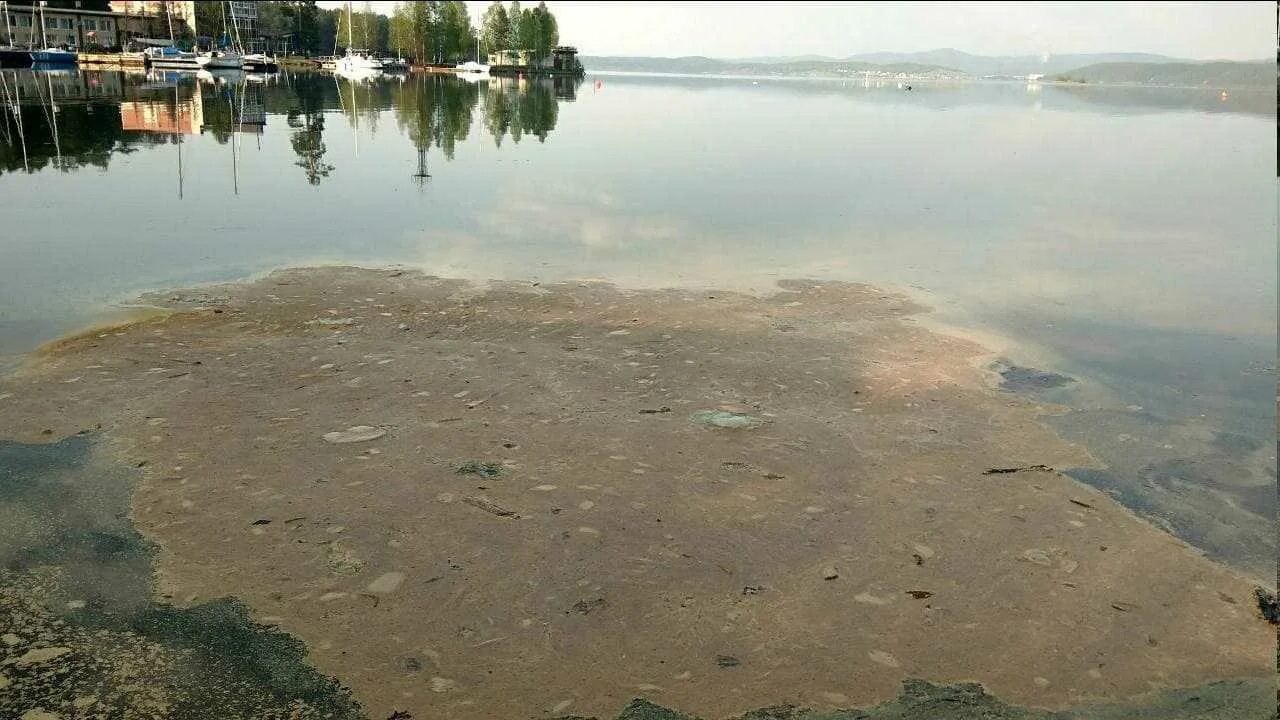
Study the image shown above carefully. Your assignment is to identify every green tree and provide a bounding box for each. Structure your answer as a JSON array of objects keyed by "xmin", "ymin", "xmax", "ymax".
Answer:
[
  {"xmin": 505, "ymin": 0, "xmax": 521, "ymax": 53},
  {"xmin": 537, "ymin": 1, "xmax": 558, "ymax": 56},
  {"xmin": 517, "ymin": 5, "xmax": 538, "ymax": 56},
  {"xmin": 480, "ymin": 2, "xmax": 508, "ymax": 60},
  {"xmin": 193, "ymin": 1, "xmax": 222, "ymax": 40},
  {"xmin": 389, "ymin": 3, "xmax": 415, "ymax": 58}
]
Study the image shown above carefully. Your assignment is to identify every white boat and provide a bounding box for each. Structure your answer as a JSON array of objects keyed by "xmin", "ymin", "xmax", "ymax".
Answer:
[
  {"xmin": 455, "ymin": 37, "xmax": 489, "ymax": 73},
  {"xmin": 146, "ymin": 46, "xmax": 199, "ymax": 70},
  {"xmin": 197, "ymin": 49, "xmax": 243, "ymax": 69},
  {"xmin": 380, "ymin": 56, "xmax": 408, "ymax": 72},
  {"xmin": 144, "ymin": 2, "xmax": 197, "ymax": 69},
  {"xmin": 336, "ymin": 48, "xmax": 382, "ymax": 75},
  {"xmin": 335, "ymin": 4, "xmax": 381, "ymax": 75},
  {"xmin": 241, "ymin": 53, "xmax": 277, "ymax": 72},
  {"xmin": 198, "ymin": 3, "xmax": 244, "ymax": 70}
]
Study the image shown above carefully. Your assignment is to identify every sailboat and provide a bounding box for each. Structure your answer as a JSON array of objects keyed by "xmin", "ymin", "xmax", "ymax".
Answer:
[
  {"xmin": 335, "ymin": 2, "xmax": 382, "ymax": 78},
  {"xmin": 455, "ymin": 34, "xmax": 489, "ymax": 74},
  {"xmin": 145, "ymin": 1, "xmax": 198, "ymax": 70},
  {"xmin": 28, "ymin": 1, "xmax": 76, "ymax": 66},
  {"xmin": 0, "ymin": 2, "xmax": 34, "ymax": 68},
  {"xmin": 197, "ymin": 2, "xmax": 244, "ymax": 69}
]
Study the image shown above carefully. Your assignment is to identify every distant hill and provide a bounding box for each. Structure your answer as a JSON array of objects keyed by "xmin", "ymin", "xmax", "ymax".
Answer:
[
  {"xmin": 1051, "ymin": 61, "xmax": 1275, "ymax": 89},
  {"xmin": 842, "ymin": 49, "xmax": 1190, "ymax": 77},
  {"xmin": 580, "ymin": 55, "xmax": 966, "ymax": 79},
  {"xmin": 581, "ymin": 50, "xmax": 1204, "ymax": 78}
]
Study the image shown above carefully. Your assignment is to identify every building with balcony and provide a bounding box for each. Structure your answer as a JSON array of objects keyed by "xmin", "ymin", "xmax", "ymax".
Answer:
[
  {"xmin": 109, "ymin": 1, "xmax": 194, "ymax": 36},
  {"xmin": 3, "ymin": 4, "xmax": 137, "ymax": 49}
]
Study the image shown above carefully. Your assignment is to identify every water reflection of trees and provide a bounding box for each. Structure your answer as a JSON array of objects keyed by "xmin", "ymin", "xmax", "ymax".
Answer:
[
  {"xmin": 0, "ymin": 69, "xmax": 581, "ymax": 181},
  {"xmin": 0, "ymin": 71, "xmax": 163, "ymax": 174},
  {"xmin": 285, "ymin": 75, "xmax": 333, "ymax": 186},
  {"xmin": 482, "ymin": 75, "xmax": 574, "ymax": 147},
  {"xmin": 393, "ymin": 75, "xmax": 478, "ymax": 162}
]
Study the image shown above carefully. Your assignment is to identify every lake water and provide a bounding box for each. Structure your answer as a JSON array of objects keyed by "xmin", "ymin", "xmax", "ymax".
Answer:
[{"xmin": 0, "ymin": 68, "xmax": 1274, "ymax": 580}]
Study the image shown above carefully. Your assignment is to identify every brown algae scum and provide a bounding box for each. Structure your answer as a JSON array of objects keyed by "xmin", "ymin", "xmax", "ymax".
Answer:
[{"xmin": 0, "ymin": 267, "xmax": 1272, "ymax": 719}]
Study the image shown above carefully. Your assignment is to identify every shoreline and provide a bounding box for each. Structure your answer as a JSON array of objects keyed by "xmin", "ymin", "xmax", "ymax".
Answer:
[{"xmin": 0, "ymin": 265, "xmax": 1271, "ymax": 719}]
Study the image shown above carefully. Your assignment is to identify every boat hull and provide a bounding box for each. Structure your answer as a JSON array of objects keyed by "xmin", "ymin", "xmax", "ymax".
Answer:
[
  {"xmin": 0, "ymin": 48, "xmax": 32, "ymax": 68},
  {"xmin": 198, "ymin": 54, "xmax": 243, "ymax": 69},
  {"xmin": 29, "ymin": 50, "xmax": 76, "ymax": 65}
]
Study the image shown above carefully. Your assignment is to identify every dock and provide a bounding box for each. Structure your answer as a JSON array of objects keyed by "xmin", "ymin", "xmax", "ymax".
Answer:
[{"xmin": 78, "ymin": 52, "xmax": 146, "ymax": 68}]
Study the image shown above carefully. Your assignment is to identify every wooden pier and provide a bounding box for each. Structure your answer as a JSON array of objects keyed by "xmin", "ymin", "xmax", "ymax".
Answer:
[{"xmin": 78, "ymin": 52, "xmax": 146, "ymax": 68}]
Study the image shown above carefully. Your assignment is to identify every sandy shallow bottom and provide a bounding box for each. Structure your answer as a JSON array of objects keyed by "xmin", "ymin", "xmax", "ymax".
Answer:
[{"xmin": 0, "ymin": 267, "xmax": 1272, "ymax": 719}]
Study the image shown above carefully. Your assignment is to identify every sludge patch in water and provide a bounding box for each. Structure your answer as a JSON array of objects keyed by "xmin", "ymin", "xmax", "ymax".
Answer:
[
  {"xmin": 0, "ymin": 434, "xmax": 361, "ymax": 718},
  {"xmin": 577, "ymin": 677, "xmax": 1272, "ymax": 719},
  {"xmin": 988, "ymin": 359, "xmax": 1075, "ymax": 394}
]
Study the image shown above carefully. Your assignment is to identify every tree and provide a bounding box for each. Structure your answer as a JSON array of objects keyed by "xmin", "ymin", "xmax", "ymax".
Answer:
[
  {"xmin": 389, "ymin": 3, "xmax": 415, "ymax": 58},
  {"xmin": 505, "ymin": 0, "xmax": 521, "ymax": 54},
  {"xmin": 193, "ymin": 1, "xmax": 223, "ymax": 40},
  {"xmin": 517, "ymin": 5, "xmax": 538, "ymax": 56},
  {"xmin": 537, "ymin": 1, "xmax": 558, "ymax": 56},
  {"xmin": 480, "ymin": 2, "xmax": 508, "ymax": 60},
  {"xmin": 438, "ymin": 2, "xmax": 471, "ymax": 63}
]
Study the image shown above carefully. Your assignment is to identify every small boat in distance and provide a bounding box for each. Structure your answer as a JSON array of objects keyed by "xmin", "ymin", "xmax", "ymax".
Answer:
[
  {"xmin": 455, "ymin": 36, "xmax": 489, "ymax": 74},
  {"xmin": 337, "ymin": 48, "xmax": 382, "ymax": 75},
  {"xmin": 198, "ymin": 48, "xmax": 242, "ymax": 69},
  {"xmin": 242, "ymin": 53, "xmax": 278, "ymax": 72},
  {"xmin": 455, "ymin": 60, "xmax": 490, "ymax": 74},
  {"xmin": 335, "ymin": 4, "xmax": 381, "ymax": 75},
  {"xmin": 380, "ymin": 56, "xmax": 408, "ymax": 72},
  {"xmin": 146, "ymin": 46, "xmax": 199, "ymax": 70}
]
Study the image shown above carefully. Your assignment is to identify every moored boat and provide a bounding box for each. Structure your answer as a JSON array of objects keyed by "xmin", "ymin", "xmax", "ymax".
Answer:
[{"xmin": 242, "ymin": 53, "xmax": 278, "ymax": 72}]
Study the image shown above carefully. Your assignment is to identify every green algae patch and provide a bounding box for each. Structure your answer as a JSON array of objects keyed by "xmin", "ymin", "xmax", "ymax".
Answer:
[
  {"xmin": 0, "ymin": 434, "xmax": 362, "ymax": 718},
  {"xmin": 456, "ymin": 460, "xmax": 507, "ymax": 478},
  {"xmin": 689, "ymin": 410, "xmax": 766, "ymax": 429}
]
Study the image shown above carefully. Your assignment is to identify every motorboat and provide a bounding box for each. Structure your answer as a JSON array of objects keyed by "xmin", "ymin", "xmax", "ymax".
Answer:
[
  {"xmin": 455, "ymin": 60, "xmax": 490, "ymax": 74},
  {"xmin": 380, "ymin": 56, "xmax": 408, "ymax": 72},
  {"xmin": 242, "ymin": 53, "xmax": 278, "ymax": 72},
  {"xmin": 197, "ymin": 48, "xmax": 243, "ymax": 70},
  {"xmin": 145, "ymin": 46, "xmax": 199, "ymax": 70}
]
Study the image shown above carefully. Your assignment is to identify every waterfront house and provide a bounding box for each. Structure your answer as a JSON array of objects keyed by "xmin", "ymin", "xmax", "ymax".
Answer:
[{"xmin": 486, "ymin": 45, "xmax": 581, "ymax": 74}]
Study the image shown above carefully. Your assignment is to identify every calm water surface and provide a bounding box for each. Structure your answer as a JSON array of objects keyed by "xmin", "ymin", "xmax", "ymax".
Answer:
[{"xmin": 0, "ymin": 68, "xmax": 1274, "ymax": 577}]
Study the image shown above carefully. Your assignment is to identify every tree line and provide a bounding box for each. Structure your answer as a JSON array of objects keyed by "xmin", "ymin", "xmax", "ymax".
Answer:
[
  {"xmin": 480, "ymin": 1, "xmax": 560, "ymax": 61},
  {"xmin": 186, "ymin": 2, "xmax": 560, "ymax": 63}
]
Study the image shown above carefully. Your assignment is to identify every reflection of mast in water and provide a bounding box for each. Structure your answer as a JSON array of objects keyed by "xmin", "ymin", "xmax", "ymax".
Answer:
[
  {"xmin": 175, "ymin": 77, "xmax": 183, "ymax": 198},
  {"xmin": 333, "ymin": 74, "xmax": 361, "ymax": 157},
  {"xmin": 412, "ymin": 145, "xmax": 429, "ymax": 186},
  {"xmin": 0, "ymin": 70, "xmax": 29, "ymax": 172},
  {"xmin": 33, "ymin": 71, "xmax": 62, "ymax": 170}
]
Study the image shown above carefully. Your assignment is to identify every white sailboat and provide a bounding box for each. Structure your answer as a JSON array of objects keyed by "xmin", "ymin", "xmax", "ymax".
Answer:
[
  {"xmin": 145, "ymin": 2, "xmax": 197, "ymax": 70},
  {"xmin": 335, "ymin": 2, "xmax": 382, "ymax": 78},
  {"xmin": 197, "ymin": 2, "xmax": 244, "ymax": 70},
  {"xmin": 455, "ymin": 34, "xmax": 489, "ymax": 74}
]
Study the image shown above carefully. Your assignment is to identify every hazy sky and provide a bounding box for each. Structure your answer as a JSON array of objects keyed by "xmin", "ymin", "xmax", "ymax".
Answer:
[{"xmin": 319, "ymin": 1, "xmax": 1275, "ymax": 60}]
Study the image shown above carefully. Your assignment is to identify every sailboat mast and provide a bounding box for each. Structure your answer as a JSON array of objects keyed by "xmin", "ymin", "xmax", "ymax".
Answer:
[
  {"xmin": 165, "ymin": 2, "xmax": 175, "ymax": 45},
  {"xmin": 228, "ymin": 1, "xmax": 243, "ymax": 54},
  {"xmin": 3, "ymin": 2, "xmax": 14, "ymax": 48},
  {"xmin": 38, "ymin": 0, "xmax": 48, "ymax": 49},
  {"xmin": 346, "ymin": 3, "xmax": 352, "ymax": 49}
]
